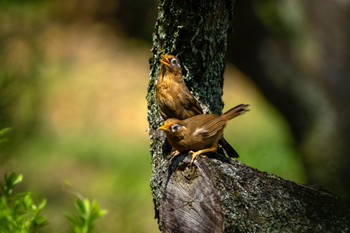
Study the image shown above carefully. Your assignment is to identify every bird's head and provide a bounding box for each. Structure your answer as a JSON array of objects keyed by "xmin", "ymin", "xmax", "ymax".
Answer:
[
  {"xmin": 158, "ymin": 118, "xmax": 186, "ymax": 135},
  {"xmin": 160, "ymin": 54, "xmax": 181, "ymax": 70}
]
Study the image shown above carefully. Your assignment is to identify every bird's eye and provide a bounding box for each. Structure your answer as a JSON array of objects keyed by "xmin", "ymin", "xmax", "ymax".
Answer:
[
  {"xmin": 170, "ymin": 58, "xmax": 179, "ymax": 67},
  {"xmin": 171, "ymin": 124, "xmax": 182, "ymax": 133}
]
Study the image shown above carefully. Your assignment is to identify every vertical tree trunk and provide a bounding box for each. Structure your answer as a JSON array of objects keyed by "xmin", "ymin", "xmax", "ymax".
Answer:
[
  {"xmin": 147, "ymin": 0, "xmax": 350, "ymax": 232},
  {"xmin": 146, "ymin": 0, "xmax": 234, "ymax": 230}
]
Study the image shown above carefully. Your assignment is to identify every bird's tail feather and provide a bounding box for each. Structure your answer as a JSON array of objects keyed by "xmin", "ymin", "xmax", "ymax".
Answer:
[
  {"xmin": 218, "ymin": 137, "xmax": 239, "ymax": 158},
  {"xmin": 222, "ymin": 104, "xmax": 249, "ymax": 120}
]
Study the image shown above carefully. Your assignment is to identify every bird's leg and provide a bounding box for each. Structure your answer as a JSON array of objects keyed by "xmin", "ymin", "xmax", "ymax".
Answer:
[
  {"xmin": 189, "ymin": 146, "xmax": 217, "ymax": 164},
  {"xmin": 170, "ymin": 149, "xmax": 181, "ymax": 161}
]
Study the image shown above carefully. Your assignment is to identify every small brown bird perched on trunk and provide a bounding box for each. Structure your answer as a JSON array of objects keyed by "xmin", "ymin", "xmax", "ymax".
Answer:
[
  {"xmin": 158, "ymin": 104, "xmax": 249, "ymax": 163},
  {"xmin": 156, "ymin": 54, "xmax": 243, "ymax": 158},
  {"xmin": 156, "ymin": 54, "xmax": 202, "ymax": 120}
]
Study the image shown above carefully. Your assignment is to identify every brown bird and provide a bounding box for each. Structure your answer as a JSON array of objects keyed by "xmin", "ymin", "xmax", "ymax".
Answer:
[
  {"xmin": 156, "ymin": 54, "xmax": 241, "ymax": 158},
  {"xmin": 156, "ymin": 54, "xmax": 202, "ymax": 120},
  {"xmin": 158, "ymin": 104, "xmax": 249, "ymax": 163}
]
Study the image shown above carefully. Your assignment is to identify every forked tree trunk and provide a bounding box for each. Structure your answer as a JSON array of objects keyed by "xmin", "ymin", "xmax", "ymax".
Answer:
[{"xmin": 146, "ymin": 0, "xmax": 350, "ymax": 232}]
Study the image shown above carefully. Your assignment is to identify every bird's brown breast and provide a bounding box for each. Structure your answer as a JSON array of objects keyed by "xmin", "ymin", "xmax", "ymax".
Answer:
[{"xmin": 156, "ymin": 70, "xmax": 202, "ymax": 120}]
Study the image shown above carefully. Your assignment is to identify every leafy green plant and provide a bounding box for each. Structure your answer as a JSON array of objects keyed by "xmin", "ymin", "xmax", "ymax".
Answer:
[
  {"xmin": 0, "ymin": 172, "xmax": 47, "ymax": 233},
  {"xmin": 66, "ymin": 196, "xmax": 107, "ymax": 233},
  {"xmin": 0, "ymin": 172, "xmax": 107, "ymax": 233}
]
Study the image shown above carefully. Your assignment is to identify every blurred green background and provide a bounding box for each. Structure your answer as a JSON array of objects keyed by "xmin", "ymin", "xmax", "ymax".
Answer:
[{"xmin": 1, "ymin": 0, "xmax": 349, "ymax": 232}]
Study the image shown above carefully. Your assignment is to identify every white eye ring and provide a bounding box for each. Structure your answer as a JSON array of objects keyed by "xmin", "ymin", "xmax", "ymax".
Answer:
[
  {"xmin": 171, "ymin": 124, "xmax": 182, "ymax": 133},
  {"xmin": 170, "ymin": 58, "xmax": 179, "ymax": 67}
]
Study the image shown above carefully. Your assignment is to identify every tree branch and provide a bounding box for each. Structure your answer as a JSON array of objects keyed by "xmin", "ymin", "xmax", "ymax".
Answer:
[{"xmin": 161, "ymin": 154, "xmax": 350, "ymax": 232}]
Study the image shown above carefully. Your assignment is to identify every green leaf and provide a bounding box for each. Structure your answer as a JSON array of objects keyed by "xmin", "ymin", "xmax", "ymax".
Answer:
[
  {"xmin": 0, "ymin": 127, "xmax": 11, "ymax": 145},
  {"xmin": 0, "ymin": 172, "xmax": 47, "ymax": 232},
  {"xmin": 3, "ymin": 172, "xmax": 23, "ymax": 196},
  {"xmin": 67, "ymin": 196, "xmax": 107, "ymax": 233}
]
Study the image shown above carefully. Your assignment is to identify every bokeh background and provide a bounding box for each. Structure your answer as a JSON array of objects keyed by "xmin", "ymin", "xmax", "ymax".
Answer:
[{"xmin": 1, "ymin": 0, "xmax": 349, "ymax": 232}]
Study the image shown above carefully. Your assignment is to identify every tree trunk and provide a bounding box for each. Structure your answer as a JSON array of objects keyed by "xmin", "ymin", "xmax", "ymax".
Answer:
[{"xmin": 146, "ymin": 0, "xmax": 350, "ymax": 232}]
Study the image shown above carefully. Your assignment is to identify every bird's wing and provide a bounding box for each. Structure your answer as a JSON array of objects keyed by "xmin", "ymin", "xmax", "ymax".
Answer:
[
  {"xmin": 173, "ymin": 78, "xmax": 203, "ymax": 115},
  {"xmin": 191, "ymin": 115, "xmax": 227, "ymax": 138},
  {"xmin": 182, "ymin": 91, "xmax": 203, "ymax": 114}
]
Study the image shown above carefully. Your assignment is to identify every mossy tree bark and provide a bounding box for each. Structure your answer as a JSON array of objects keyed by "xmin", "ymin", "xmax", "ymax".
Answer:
[{"xmin": 146, "ymin": 0, "xmax": 350, "ymax": 232}]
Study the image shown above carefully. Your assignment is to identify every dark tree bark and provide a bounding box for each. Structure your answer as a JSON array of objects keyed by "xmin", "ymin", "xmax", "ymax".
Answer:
[
  {"xmin": 147, "ymin": 0, "xmax": 233, "ymax": 229},
  {"xmin": 147, "ymin": 0, "xmax": 350, "ymax": 232},
  {"xmin": 162, "ymin": 156, "xmax": 350, "ymax": 232}
]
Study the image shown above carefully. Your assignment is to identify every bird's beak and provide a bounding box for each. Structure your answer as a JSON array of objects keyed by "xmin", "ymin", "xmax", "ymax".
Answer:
[
  {"xmin": 160, "ymin": 55, "xmax": 170, "ymax": 67},
  {"xmin": 158, "ymin": 125, "xmax": 170, "ymax": 132}
]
